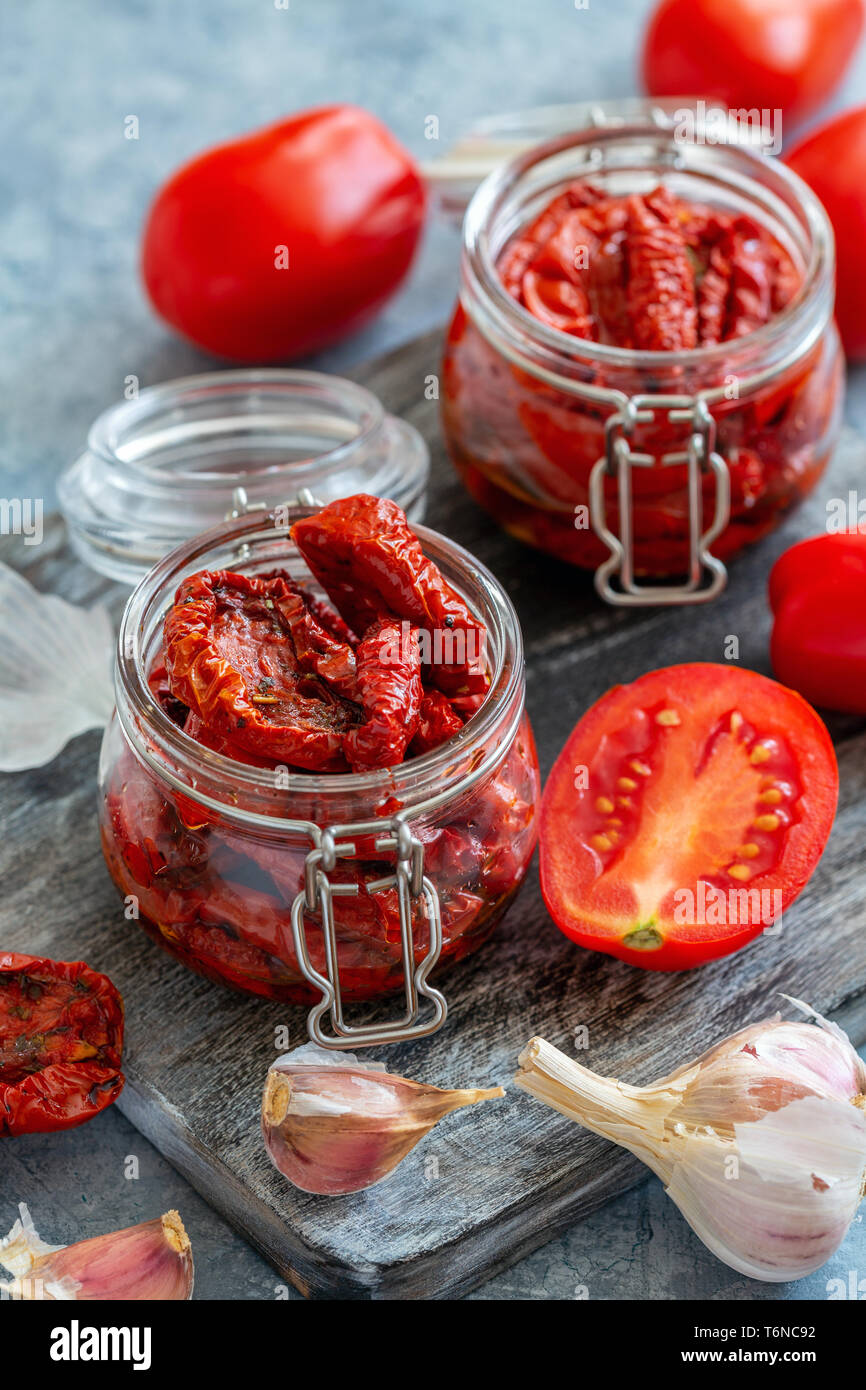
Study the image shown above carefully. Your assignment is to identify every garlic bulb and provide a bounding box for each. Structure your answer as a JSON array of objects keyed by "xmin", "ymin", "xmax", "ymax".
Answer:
[
  {"xmin": 0, "ymin": 1205, "xmax": 193, "ymax": 1300},
  {"xmin": 262, "ymin": 1045, "xmax": 504, "ymax": 1194},
  {"xmin": 515, "ymin": 998, "xmax": 866, "ymax": 1282}
]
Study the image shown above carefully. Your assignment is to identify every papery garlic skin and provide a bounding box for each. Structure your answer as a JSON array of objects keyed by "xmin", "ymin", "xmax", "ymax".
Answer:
[
  {"xmin": 263, "ymin": 1045, "xmax": 504, "ymax": 1195},
  {"xmin": 0, "ymin": 1205, "xmax": 193, "ymax": 1300},
  {"xmin": 668, "ymin": 1095, "xmax": 866, "ymax": 1282},
  {"xmin": 0, "ymin": 1204, "xmax": 73, "ymax": 1300},
  {"xmin": 0, "ymin": 563, "xmax": 114, "ymax": 771},
  {"xmin": 515, "ymin": 1000, "xmax": 866, "ymax": 1283}
]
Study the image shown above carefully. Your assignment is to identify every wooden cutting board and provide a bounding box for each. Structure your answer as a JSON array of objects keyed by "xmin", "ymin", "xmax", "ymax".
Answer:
[{"xmin": 3, "ymin": 328, "xmax": 866, "ymax": 1299}]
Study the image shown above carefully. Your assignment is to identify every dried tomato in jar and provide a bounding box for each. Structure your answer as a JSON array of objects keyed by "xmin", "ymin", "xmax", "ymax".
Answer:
[
  {"xmin": 0, "ymin": 954, "xmax": 125, "ymax": 1136},
  {"xmin": 98, "ymin": 496, "xmax": 539, "ymax": 1008},
  {"xmin": 442, "ymin": 118, "xmax": 843, "ymax": 597}
]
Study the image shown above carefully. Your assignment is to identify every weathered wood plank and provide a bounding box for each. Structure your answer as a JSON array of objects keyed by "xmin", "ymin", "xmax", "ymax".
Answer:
[{"xmin": 2, "ymin": 328, "xmax": 865, "ymax": 1298}]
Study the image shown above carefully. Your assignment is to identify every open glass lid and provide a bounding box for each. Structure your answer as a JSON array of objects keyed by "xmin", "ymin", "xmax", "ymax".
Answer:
[{"xmin": 59, "ymin": 369, "xmax": 430, "ymax": 585}]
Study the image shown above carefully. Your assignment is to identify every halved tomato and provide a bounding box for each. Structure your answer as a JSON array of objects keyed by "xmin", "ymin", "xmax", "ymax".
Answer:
[{"xmin": 540, "ymin": 664, "xmax": 837, "ymax": 970}]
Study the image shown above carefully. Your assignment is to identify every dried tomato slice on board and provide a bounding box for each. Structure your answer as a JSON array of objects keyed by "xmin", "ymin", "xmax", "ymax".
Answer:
[
  {"xmin": 0, "ymin": 953, "xmax": 125, "ymax": 1136},
  {"xmin": 291, "ymin": 494, "xmax": 488, "ymax": 698},
  {"xmin": 540, "ymin": 665, "xmax": 837, "ymax": 971},
  {"xmin": 164, "ymin": 569, "xmax": 359, "ymax": 771}
]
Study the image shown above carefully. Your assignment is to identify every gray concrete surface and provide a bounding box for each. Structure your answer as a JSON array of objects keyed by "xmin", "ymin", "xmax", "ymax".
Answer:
[{"xmin": 3, "ymin": 0, "xmax": 866, "ymax": 1300}]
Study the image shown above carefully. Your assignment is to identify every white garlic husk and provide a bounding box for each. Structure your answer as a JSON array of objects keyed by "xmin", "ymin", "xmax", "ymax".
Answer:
[
  {"xmin": 0, "ymin": 562, "xmax": 114, "ymax": 771},
  {"xmin": 0, "ymin": 1204, "xmax": 193, "ymax": 1300},
  {"xmin": 515, "ymin": 997, "xmax": 866, "ymax": 1282},
  {"xmin": 262, "ymin": 1045, "xmax": 504, "ymax": 1195}
]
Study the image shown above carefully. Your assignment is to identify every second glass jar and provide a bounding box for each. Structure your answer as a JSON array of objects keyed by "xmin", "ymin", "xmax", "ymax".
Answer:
[{"xmin": 441, "ymin": 118, "xmax": 843, "ymax": 583}]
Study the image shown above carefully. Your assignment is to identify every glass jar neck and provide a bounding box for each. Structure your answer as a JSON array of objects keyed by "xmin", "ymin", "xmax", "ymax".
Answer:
[
  {"xmin": 114, "ymin": 507, "xmax": 526, "ymax": 831},
  {"xmin": 460, "ymin": 124, "xmax": 836, "ymax": 400}
]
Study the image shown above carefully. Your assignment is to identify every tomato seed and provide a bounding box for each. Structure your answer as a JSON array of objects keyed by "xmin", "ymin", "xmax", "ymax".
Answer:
[{"xmin": 656, "ymin": 709, "xmax": 680, "ymax": 726}]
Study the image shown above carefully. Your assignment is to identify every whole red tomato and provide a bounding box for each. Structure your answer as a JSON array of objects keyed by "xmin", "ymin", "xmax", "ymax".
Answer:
[
  {"xmin": 643, "ymin": 0, "xmax": 865, "ymax": 125},
  {"xmin": 141, "ymin": 105, "xmax": 426, "ymax": 362},
  {"xmin": 787, "ymin": 106, "xmax": 866, "ymax": 361},
  {"xmin": 770, "ymin": 532, "xmax": 866, "ymax": 711}
]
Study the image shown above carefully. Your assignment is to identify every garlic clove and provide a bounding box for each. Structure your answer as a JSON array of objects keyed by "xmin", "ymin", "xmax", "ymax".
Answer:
[
  {"xmin": 0, "ymin": 1205, "xmax": 193, "ymax": 1300},
  {"xmin": 262, "ymin": 1045, "xmax": 504, "ymax": 1195},
  {"xmin": 515, "ymin": 1001, "xmax": 866, "ymax": 1283}
]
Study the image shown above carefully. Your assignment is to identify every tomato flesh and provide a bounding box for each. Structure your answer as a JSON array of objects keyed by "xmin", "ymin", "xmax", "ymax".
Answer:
[{"xmin": 540, "ymin": 665, "xmax": 837, "ymax": 970}]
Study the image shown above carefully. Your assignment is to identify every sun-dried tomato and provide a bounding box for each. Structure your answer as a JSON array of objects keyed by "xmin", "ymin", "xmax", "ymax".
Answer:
[
  {"xmin": 298, "ymin": 588, "xmax": 359, "ymax": 649},
  {"xmin": 291, "ymin": 494, "xmax": 488, "ymax": 698},
  {"xmin": 147, "ymin": 658, "xmax": 189, "ymax": 728},
  {"xmin": 410, "ymin": 688, "xmax": 465, "ymax": 755},
  {"xmin": 725, "ymin": 225, "xmax": 773, "ymax": 339},
  {"xmin": 499, "ymin": 184, "xmax": 604, "ymax": 296},
  {"xmin": 275, "ymin": 589, "xmax": 358, "ymax": 696},
  {"xmin": 499, "ymin": 183, "xmax": 798, "ymax": 350},
  {"xmin": 696, "ymin": 241, "xmax": 731, "ymax": 346},
  {"xmin": 257, "ymin": 570, "xmax": 359, "ymax": 696},
  {"xmin": 447, "ymin": 689, "xmax": 489, "ymax": 723},
  {"xmin": 0, "ymin": 954, "xmax": 124, "ymax": 1136},
  {"xmin": 179, "ymin": 711, "xmax": 279, "ymax": 774},
  {"xmin": 522, "ymin": 268, "xmax": 595, "ymax": 338},
  {"xmin": 343, "ymin": 617, "xmax": 423, "ymax": 770},
  {"xmin": 519, "ymin": 208, "xmax": 599, "ymax": 337},
  {"xmin": 159, "ymin": 501, "xmax": 494, "ymax": 778},
  {"xmin": 164, "ymin": 569, "xmax": 359, "ymax": 771},
  {"xmin": 626, "ymin": 191, "xmax": 698, "ymax": 351}
]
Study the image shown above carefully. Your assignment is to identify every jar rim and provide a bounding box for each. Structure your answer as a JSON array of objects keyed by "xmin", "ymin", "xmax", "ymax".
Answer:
[
  {"xmin": 114, "ymin": 505, "xmax": 525, "ymax": 820},
  {"xmin": 461, "ymin": 122, "xmax": 835, "ymax": 377}
]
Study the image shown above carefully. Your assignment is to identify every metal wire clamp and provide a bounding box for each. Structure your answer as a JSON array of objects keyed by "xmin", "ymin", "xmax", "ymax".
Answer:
[
  {"xmin": 589, "ymin": 397, "xmax": 731, "ymax": 606},
  {"xmin": 291, "ymin": 818, "xmax": 447, "ymax": 1049}
]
